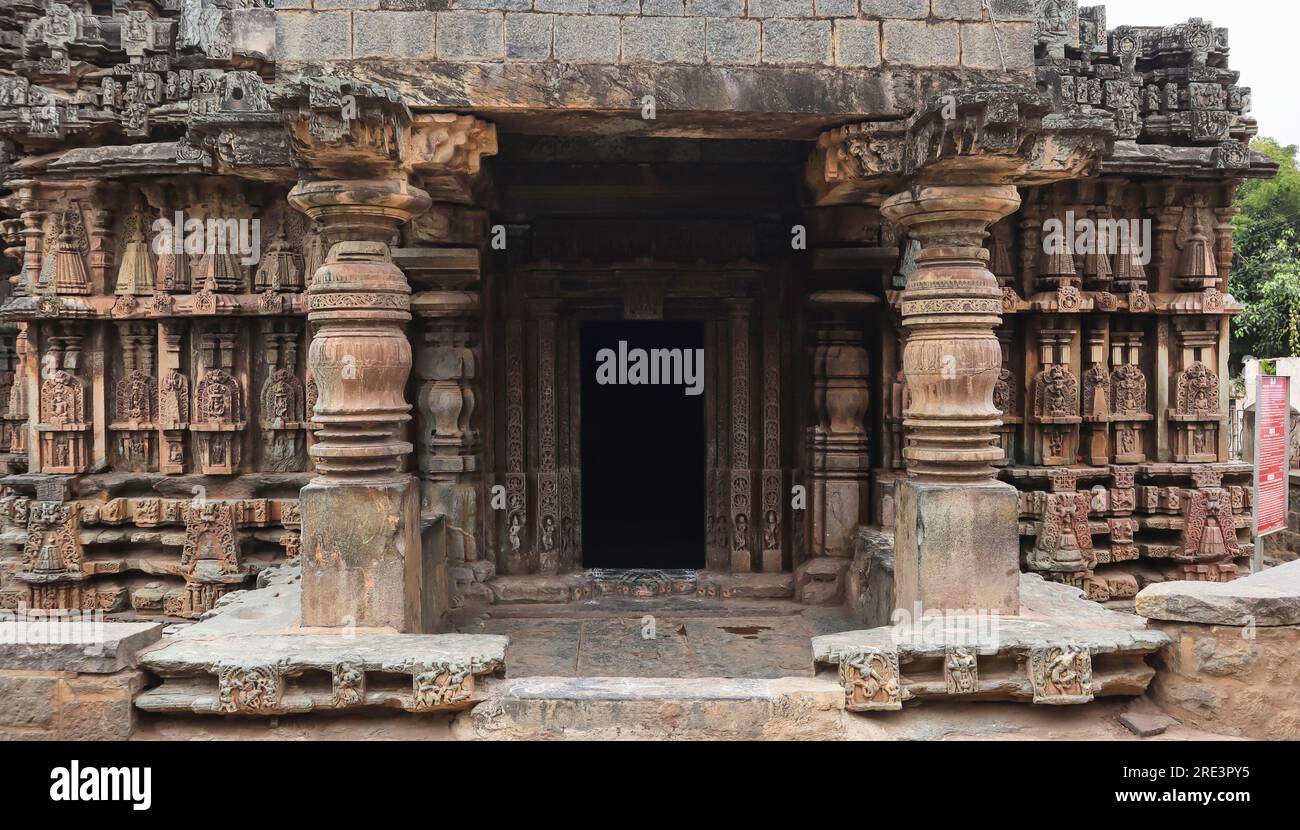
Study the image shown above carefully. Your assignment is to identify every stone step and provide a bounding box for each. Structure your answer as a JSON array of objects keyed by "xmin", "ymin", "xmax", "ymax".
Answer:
[
  {"xmin": 489, "ymin": 570, "xmax": 795, "ymax": 604},
  {"xmin": 465, "ymin": 675, "xmax": 846, "ymax": 740}
]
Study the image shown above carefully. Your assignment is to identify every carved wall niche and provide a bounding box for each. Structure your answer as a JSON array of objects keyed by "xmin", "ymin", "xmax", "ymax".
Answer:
[
  {"xmin": 1031, "ymin": 326, "xmax": 1080, "ymax": 466},
  {"xmin": 36, "ymin": 325, "xmax": 90, "ymax": 474},
  {"xmin": 257, "ymin": 319, "xmax": 307, "ymax": 473},
  {"xmin": 158, "ymin": 322, "xmax": 190, "ymax": 474},
  {"xmin": 1108, "ymin": 326, "xmax": 1151, "ymax": 463},
  {"xmin": 111, "ymin": 321, "xmax": 158, "ymax": 471},
  {"xmin": 1169, "ymin": 322, "xmax": 1222, "ymax": 463},
  {"xmin": 191, "ymin": 322, "xmax": 245, "ymax": 474},
  {"xmin": 14, "ymin": 500, "xmax": 88, "ymax": 610},
  {"xmin": 179, "ymin": 500, "xmax": 245, "ymax": 617},
  {"xmin": 993, "ymin": 328, "xmax": 1022, "ymax": 466}
]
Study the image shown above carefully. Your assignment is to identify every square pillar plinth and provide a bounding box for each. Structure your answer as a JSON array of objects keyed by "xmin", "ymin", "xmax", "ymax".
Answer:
[
  {"xmin": 301, "ymin": 476, "xmax": 436, "ymax": 632},
  {"xmin": 894, "ymin": 479, "xmax": 1020, "ymax": 616}
]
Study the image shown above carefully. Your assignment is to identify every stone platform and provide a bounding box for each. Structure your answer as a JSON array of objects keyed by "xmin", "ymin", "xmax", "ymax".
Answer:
[
  {"xmin": 452, "ymin": 597, "xmax": 857, "ymax": 678},
  {"xmin": 1138, "ymin": 560, "xmax": 1300, "ymax": 740},
  {"xmin": 812, "ymin": 574, "xmax": 1169, "ymax": 710},
  {"xmin": 134, "ymin": 564, "xmax": 508, "ymax": 716}
]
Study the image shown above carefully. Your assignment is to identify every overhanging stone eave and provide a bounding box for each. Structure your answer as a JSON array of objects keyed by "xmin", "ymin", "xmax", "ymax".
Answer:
[{"xmin": 1100, "ymin": 139, "xmax": 1280, "ymax": 180}]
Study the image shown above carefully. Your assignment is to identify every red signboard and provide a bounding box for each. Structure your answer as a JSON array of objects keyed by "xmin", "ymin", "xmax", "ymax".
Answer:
[{"xmin": 1254, "ymin": 374, "xmax": 1290, "ymax": 539}]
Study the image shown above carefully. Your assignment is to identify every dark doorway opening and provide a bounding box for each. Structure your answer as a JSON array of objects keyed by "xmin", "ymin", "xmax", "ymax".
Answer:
[{"xmin": 581, "ymin": 320, "xmax": 706, "ymax": 569}]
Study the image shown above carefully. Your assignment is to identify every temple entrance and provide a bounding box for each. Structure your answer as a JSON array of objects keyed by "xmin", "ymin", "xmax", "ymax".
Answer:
[{"xmin": 580, "ymin": 320, "xmax": 706, "ymax": 569}]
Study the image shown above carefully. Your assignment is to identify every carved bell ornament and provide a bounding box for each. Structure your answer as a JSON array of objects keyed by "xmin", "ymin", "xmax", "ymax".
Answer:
[
  {"xmin": 1178, "ymin": 219, "xmax": 1219, "ymax": 281},
  {"xmin": 51, "ymin": 212, "xmax": 91, "ymax": 295},
  {"xmin": 114, "ymin": 219, "xmax": 156, "ymax": 296},
  {"xmin": 254, "ymin": 231, "xmax": 303, "ymax": 292}
]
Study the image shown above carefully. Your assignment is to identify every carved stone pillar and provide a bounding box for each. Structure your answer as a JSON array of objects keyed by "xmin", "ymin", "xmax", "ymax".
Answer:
[
  {"xmin": 881, "ymin": 184, "xmax": 1023, "ymax": 615},
  {"xmin": 533, "ymin": 299, "xmax": 560, "ymax": 575},
  {"xmin": 805, "ymin": 297, "xmax": 871, "ymax": 560},
  {"xmin": 414, "ymin": 292, "xmax": 481, "ymax": 578},
  {"xmin": 289, "ymin": 177, "xmax": 432, "ymax": 631},
  {"xmin": 728, "ymin": 299, "xmax": 753, "ymax": 573}
]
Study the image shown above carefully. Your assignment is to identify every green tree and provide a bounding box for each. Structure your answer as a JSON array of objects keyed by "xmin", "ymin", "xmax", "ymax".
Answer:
[{"xmin": 1230, "ymin": 137, "xmax": 1300, "ymax": 364}]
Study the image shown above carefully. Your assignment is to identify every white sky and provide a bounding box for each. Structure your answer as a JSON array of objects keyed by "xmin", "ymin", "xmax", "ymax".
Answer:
[{"xmin": 1098, "ymin": 0, "xmax": 1299, "ymax": 147}]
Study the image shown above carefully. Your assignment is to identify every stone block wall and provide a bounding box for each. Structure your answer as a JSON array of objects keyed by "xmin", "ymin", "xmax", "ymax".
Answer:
[
  {"xmin": 0, "ymin": 668, "xmax": 144, "ymax": 740},
  {"xmin": 272, "ymin": 0, "xmax": 1038, "ymax": 70},
  {"xmin": 1147, "ymin": 621, "xmax": 1300, "ymax": 740}
]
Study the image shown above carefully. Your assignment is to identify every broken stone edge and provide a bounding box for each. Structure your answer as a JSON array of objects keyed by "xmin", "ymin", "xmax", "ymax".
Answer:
[{"xmin": 1135, "ymin": 560, "xmax": 1300, "ymax": 627}]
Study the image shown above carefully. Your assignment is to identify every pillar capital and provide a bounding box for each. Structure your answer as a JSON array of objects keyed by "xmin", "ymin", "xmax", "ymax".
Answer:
[
  {"xmin": 807, "ymin": 84, "xmax": 1113, "ymax": 207},
  {"xmin": 288, "ymin": 178, "xmax": 431, "ymax": 245}
]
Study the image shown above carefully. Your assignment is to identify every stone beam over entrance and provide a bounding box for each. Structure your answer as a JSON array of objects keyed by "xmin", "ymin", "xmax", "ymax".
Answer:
[{"xmin": 273, "ymin": 3, "xmax": 1040, "ymax": 139}]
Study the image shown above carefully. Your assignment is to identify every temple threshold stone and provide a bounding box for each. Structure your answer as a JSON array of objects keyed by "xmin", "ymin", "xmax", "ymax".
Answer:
[
  {"xmin": 468, "ymin": 676, "xmax": 846, "ymax": 741},
  {"xmin": 1135, "ymin": 559, "xmax": 1300, "ymax": 626}
]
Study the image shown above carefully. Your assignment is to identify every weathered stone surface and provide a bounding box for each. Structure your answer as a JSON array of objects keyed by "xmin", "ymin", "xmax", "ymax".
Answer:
[
  {"xmin": 882, "ymin": 20, "xmax": 959, "ymax": 66},
  {"xmin": 301, "ymin": 479, "xmax": 433, "ymax": 631},
  {"xmin": 893, "ymin": 479, "xmax": 1021, "ymax": 615},
  {"xmin": 1148, "ymin": 620, "xmax": 1300, "ymax": 740},
  {"xmin": 505, "ymin": 13, "xmax": 555, "ymax": 60},
  {"xmin": 688, "ymin": 0, "xmax": 743, "ymax": 14},
  {"xmin": 1136, "ymin": 561, "xmax": 1300, "ymax": 626},
  {"xmin": 467, "ymin": 676, "xmax": 846, "ymax": 740},
  {"xmin": 0, "ymin": 668, "xmax": 144, "ymax": 739},
  {"xmin": 437, "ymin": 12, "xmax": 506, "ymax": 60},
  {"xmin": 0, "ymin": 673, "xmax": 58, "ymax": 729},
  {"xmin": 706, "ymin": 19, "xmax": 761, "ymax": 64},
  {"xmin": 0, "ymin": 621, "xmax": 162, "ymax": 673},
  {"xmin": 762, "ymin": 20, "xmax": 833, "ymax": 65},
  {"xmin": 1119, "ymin": 711, "xmax": 1177, "ymax": 737},
  {"xmin": 834, "ymin": 20, "xmax": 882, "ymax": 68},
  {"xmin": 846, "ymin": 526, "xmax": 894, "ymax": 626},
  {"xmin": 814, "ymin": 574, "xmax": 1169, "ymax": 707},
  {"xmin": 133, "ymin": 563, "xmax": 507, "ymax": 716},
  {"xmin": 860, "ymin": 0, "xmax": 927, "ymax": 18},
  {"xmin": 275, "ymin": 11, "xmax": 353, "ymax": 62},
  {"xmin": 354, "ymin": 11, "xmax": 439, "ymax": 58},
  {"xmin": 553, "ymin": 16, "xmax": 620, "ymax": 63},
  {"xmin": 793, "ymin": 557, "xmax": 849, "ymax": 605},
  {"xmin": 623, "ymin": 18, "xmax": 706, "ymax": 63}
]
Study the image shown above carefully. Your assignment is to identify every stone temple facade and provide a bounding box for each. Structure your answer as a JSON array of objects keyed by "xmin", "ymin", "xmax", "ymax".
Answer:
[{"xmin": 0, "ymin": 1, "xmax": 1287, "ymax": 736}]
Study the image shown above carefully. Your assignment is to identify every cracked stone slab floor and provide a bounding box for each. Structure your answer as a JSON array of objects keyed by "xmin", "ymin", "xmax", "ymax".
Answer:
[{"xmin": 449, "ymin": 599, "xmax": 861, "ymax": 679}]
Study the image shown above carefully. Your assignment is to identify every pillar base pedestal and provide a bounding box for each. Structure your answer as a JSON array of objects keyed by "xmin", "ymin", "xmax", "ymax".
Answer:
[
  {"xmin": 301, "ymin": 476, "xmax": 440, "ymax": 632},
  {"xmin": 894, "ymin": 478, "xmax": 1020, "ymax": 616}
]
